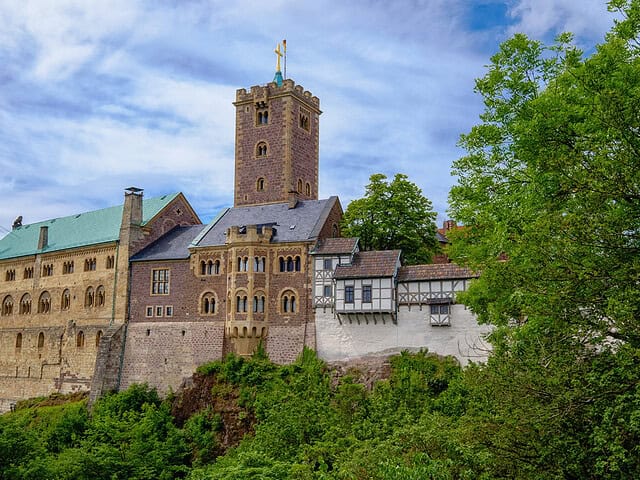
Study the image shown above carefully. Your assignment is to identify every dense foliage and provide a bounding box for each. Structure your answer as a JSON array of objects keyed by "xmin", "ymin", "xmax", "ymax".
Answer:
[
  {"xmin": 1, "ymin": 350, "xmax": 480, "ymax": 480},
  {"xmin": 447, "ymin": 0, "xmax": 640, "ymax": 477},
  {"xmin": 341, "ymin": 173, "xmax": 439, "ymax": 264}
]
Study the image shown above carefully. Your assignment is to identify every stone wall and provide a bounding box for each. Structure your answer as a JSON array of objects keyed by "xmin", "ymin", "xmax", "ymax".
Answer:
[{"xmin": 119, "ymin": 321, "xmax": 225, "ymax": 394}]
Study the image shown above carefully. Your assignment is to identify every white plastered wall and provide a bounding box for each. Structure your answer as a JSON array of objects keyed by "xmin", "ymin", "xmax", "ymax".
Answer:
[{"xmin": 315, "ymin": 304, "xmax": 492, "ymax": 365}]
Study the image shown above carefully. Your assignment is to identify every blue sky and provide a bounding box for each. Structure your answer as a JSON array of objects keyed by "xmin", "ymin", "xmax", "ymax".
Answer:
[{"xmin": 0, "ymin": 0, "xmax": 619, "ymax": 235}]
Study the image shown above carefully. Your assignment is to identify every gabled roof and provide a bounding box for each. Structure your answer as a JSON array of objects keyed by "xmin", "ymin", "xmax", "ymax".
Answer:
[
  {"xmin": 0, "ymin": 193, "xmax": 180, "ymax": 260},
  {"xmin": 311, "ymin": 237, "xmax": 359, "ymax": 255},
  {"xmin": 194, "ymin": 197, "xmax": 339, "ymax": 247},
  {"xmin": 131, "ymin": 225, "xmax": 205, "ymax": 262},
  {"xmin": 334, "ymin": 250, "xmax": 401, "ymax": 279},
  {"xmin": 397, "ymin": 263, "xmax": 477, "ymax": 282}
]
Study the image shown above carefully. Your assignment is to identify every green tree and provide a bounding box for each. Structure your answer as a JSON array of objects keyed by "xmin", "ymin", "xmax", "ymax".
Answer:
[
  {"xmin": 448, "ymin": 0, "xmax": 640, "ymax": 477},
  {"xmin": 341, "ymin": 173, "xmax": 438, "ymax": 264}
]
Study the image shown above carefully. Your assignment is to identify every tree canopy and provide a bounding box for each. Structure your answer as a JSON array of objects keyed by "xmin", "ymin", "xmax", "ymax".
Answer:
[
  {"xmin": 341, "ymin": 173, "xmax": 438, "ymax": 265},
  {"xmin": 446, "ymin": 0, "xmax": 640, "ymax": 477}
]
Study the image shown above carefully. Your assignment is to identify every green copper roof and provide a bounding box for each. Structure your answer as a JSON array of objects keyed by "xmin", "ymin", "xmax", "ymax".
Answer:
[{"xmin": 0, "ymin": 193, "xmax": 180, "ymax": 260}]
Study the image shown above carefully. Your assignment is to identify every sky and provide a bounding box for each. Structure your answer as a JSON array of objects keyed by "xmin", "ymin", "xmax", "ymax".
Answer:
[{"xmin": 0, "ymin": 0, "xmax": 620, "ymax": 236}]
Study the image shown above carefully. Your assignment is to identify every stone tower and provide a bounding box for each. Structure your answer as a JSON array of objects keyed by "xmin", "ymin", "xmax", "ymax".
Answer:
[{"xmin": 233, "ymin": 79, "xmax": 322, "ymax": 207}]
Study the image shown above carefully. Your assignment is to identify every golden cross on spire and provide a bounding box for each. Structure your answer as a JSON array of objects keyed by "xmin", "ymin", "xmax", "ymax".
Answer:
[{"xmin": 274, "ymin": 42, "xmax": 283, "ymax": 72}]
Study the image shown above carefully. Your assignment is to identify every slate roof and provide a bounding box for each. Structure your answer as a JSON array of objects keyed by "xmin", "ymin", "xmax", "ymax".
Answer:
[
  {"xmin": 131, "ymin": 225, "xmax": 205, "ymax": 262},
  {"xmin": 194, "ymin": 197, "xmax": 339, "ymax": 247},
  {"xmin": 0, "ymin": 193, "xmax": 181, "ymax": 260},
  {"xmin": 311, "ymin": 237, "xmax": 358, "ymax": 255},
  {"xmin": 334, "ymin": 250, "xmax": 401, "ymax": 279},
  {"xmin": 397, "ymin": 263, "xmax": 477, "ymax": 282}
]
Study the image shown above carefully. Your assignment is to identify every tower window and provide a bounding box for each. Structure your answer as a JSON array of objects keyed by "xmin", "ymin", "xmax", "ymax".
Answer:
[
  {"xmin": 256, "ymin": 106, "xmax": 269, "ymax": 125},
  {"xmin": 257, "ymin": 177, "xmax": 265, "ymax": 191},
  {"xmin": 297, "ymin": 179, "xmax": 303, "ymax": 193},
  {"xmin": 305, "ymin": 182, "xmax": 311, "ymax": 196},
  {"xmin": 256, "ymin": 142, "xmax": 268, "ymax": 157},
  {"xmin": 299, "ymin": 108, "xmax": 310, "ymax": 131}
]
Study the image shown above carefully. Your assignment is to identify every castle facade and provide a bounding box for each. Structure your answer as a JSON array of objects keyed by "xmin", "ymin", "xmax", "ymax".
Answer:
[{"xmin": 0, "ymin": 75, "xmax": 489, "ymax": 410}]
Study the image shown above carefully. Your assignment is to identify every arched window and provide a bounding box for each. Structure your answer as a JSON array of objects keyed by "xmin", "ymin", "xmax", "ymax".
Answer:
[
  {"xmin": 2, "ymin": 295, "xmax": 13, "ymax": 316},
  {"xmin": 257, "ymin": 109, "xmax": 269, "ymax": 125},
  {"xmin": 257, "ymin": 178, "xmax": 265, "ymax": 191},
  {"xmin": 37, "ymin": 332, "xmax": 44, "ymax": 349},
  {"xmin": 20, "ymin": 294, "xmax": 31, "ymax": 314},
  {"xmin": 214, "ymin": 260, "xmax": 220, "ymax": 274},
  {"xmin": 281, "ymin": 290, "xmax": 297, "ymax": 313},
  {"xmin": 332, "ymin": 224, "xmax": 339, "ymax": 237},
  {"xmin": 287, "ymin": 257, "xmax": 294, "ymax": 272},
  {"xmin": 76, "ymin": 331, "xmax": 85, "ymax": 348},
  {"xmin": 253, "ymin": 294, "xmax": 265, "ymax": 313},
  {"xmin": 306, "ymin": 183, "xmax": 311, "ymax": 196},
  {"xmin": 15, "ymin": 333, "xmax": 22, "ymax": 349},
  {"xmin": 61, "ymin": 289, "xmax": 71, "ymax": 310},
  {"xmin": 297, "ymin": 179, "xmax": 303, "ymax": 193},
  {"xmin": 295, "ymin": 256, "xmax": 301, "ymax": 272},
  {"xmin": 96, "ymin": 286, "xmax": 105, "ymax": 307},
  {"xmin": 279, "ymin": 257, "xmax": 286, "ymax": 272},
  {"xmin": 96, "ymin": 330, "xmax": 103, "ymax": 347},
  {"xmin": 254, "ymin": 257, "xmax": 265, "ymax": 272},
  {"xmin": 236, "ymin": 295, "xmax": 247, "ymax": 313},
  {"xmin": 200, "ymin": 260, "xmax": 206, "ymax": 275},
  {"xmin": 106, "ymin": 256, "xmax": 115, "ymax": 269},
  {"xmin": 38, "ymin": 291, "xmax": 51, "ymax": 314},
  {"xmin": 24, "ymin": 267, "xmax": 33, "ymax": 279},
  {"xmin": 202, "ymin": 292, "xmax": 216, "ymax": 315},
  {"xmin": 85, "ymin": 287, "xmax": 94, "ymax": 308},
  {"xmin": 256, "ymin": 142, "xmax": 267, "ymax": 157}
]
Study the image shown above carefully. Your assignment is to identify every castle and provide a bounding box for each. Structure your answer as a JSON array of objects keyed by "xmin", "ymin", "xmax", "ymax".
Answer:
[{"xmin": 0, "ymin": 68, "xmax": 490, "ymax": 411}]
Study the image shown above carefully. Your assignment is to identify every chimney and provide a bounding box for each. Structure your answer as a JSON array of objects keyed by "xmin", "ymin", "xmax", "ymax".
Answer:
[
  {"xmin": 123, "ymin": 187, "xmax": 144, "ymax": 226},
  {"xmin": 443, "ymin": 220, "xmax": 457, "ymax": 231},
  {"xmin": 288, "ymin": 191, "xmax": 298, "ymax": 209},
  {"xmin": 38, "ymin": 226, "xmax": 48, "ymax": 250}
]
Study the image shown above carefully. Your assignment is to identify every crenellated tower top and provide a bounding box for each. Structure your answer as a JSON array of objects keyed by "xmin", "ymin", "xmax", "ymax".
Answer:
[{"xmin": 233, "ymin": 76, "xmax": 322, "ymax": 208}]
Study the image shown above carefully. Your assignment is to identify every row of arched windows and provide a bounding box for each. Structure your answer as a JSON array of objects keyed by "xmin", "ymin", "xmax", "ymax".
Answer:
[
  {"xmin": 200, "ymin": 259, "xmax": 221, "ymax": 275},
  {"xmin": 1, "ymin": 286, "xmax": 106, "ymax": 315},
  {"xmin": 231, "ymin": 290, "xmax": 296, "ymax": 314},
  {"xmin": 279, "ymin": 256, "xmax": 301, "ymax": 272},
  {"xmin": 5, "ymin": 257, "xmax": 114, "ymax": 281},
  {"xmin": 14, "ymin": 330, "xmax": 102, "ymax": 350},
  {"xmin": 235, "ymin": 256, "xmax": 266, "ymax": 273}
]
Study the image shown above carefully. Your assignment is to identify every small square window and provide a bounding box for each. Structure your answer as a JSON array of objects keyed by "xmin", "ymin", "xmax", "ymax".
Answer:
[
  {"xmin": 155, "ymin": 306, "xmax": 163, "ymax": 317},
  {"xmin": 166, "ymin": 306, "xmax": 173, "ymax": 317},
  {"xmin": 323, "ymin": 285, "xmax": 332, "ymax": 297},
  {"xmin": 323, "ymin": 258, "xmax": 332, "ymax": 270},
  {"xmin": 146, "ymin": 306, "xmax": 153, "ymax": 317},
  {"xmin": 430, "ymin": 304, "xmax": 450, "ymax": 315}
]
